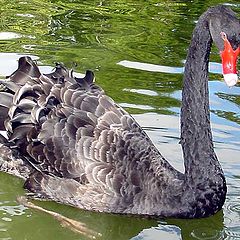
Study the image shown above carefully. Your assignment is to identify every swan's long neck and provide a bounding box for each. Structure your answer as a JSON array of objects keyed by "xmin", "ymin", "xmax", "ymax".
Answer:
[{"xmin": 181, "ymin": 16, "xmax": 223, "ymax": 183}]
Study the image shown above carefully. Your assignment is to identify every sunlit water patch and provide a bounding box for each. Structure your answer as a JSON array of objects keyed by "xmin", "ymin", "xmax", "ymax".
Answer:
[
  {"xmin": 131, "ymin": 225, "xmax": 182, "ymax": 240},
  {"xmin": 0, "ymin": 32, "xmax": 22, "ymax": 41},
  {"xmin": 118, "ymin": 60, "xmax": 223, "ymax": 75}
]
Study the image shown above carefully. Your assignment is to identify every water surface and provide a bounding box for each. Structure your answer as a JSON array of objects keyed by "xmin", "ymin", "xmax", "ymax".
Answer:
[{"xmin": 0, "ymin": 0, "xmax": 240, "ymax": 239}]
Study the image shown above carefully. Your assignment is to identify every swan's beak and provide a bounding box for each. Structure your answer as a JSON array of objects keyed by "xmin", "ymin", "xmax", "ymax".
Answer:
[{"xmin": 220, "ymin": 32, "xmax": 240, "ymax": 87}]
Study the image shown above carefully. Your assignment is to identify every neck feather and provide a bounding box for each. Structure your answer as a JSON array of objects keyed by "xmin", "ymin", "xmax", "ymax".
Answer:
[{"xmin": 180, "ymin": 16, "xmax": 220, "ymax": 179}]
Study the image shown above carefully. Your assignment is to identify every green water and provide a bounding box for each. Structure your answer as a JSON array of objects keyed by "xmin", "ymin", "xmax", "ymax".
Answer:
[{"xmin": 0, "ymin": 0, "xmax": 240, "ymax": 239}]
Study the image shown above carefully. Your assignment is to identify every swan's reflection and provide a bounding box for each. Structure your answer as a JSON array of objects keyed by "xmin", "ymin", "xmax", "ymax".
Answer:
[{"xmin": 43, "ymin": 202, "xmax": 224, "ymax": 240}]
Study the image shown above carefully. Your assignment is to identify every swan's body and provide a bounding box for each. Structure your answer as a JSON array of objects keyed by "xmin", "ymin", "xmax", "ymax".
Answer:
[{"xmin": 0, "ymin": 5, "xmax": 239, "ymax": 218}]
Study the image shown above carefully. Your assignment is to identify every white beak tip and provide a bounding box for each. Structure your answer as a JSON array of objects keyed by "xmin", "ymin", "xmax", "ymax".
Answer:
[{"xmin": 223, "ymin": 74, "xmax": 238, "ymax": 87}]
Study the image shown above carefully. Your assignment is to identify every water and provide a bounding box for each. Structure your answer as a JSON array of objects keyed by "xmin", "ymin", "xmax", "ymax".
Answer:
[{"xmin": 0, "ymin": 0, "xmax": 240, "ymax": 239}]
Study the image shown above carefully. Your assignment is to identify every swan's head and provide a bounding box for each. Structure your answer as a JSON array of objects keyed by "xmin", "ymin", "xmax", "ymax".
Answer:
[{"xmin": 209, "ymin": 6, "xmax": 240, "ymax": 87}]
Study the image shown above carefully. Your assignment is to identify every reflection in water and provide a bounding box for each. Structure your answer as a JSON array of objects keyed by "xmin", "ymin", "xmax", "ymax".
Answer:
[
  {"xmin": 0, "ymin": 205, "xmax": 26, "ymax": 217},
  {"xmin": 118, "ymin": 60, "xmax": 222, "ymax": 75},
  {"xmin": 168, "ymin": 212, "xmax": 224, "ymax": 240},
  {"xmin": 123, "ymin": 88, "xmax": 158, "ymax": 97},
  {"xmin": 131, "ymin": 225, "xmax": 182, "ymax": 240},
  {"xmin": 17, "ymin": 196, "xmax": 101, "ymax": 239},
  {"xmin": 118, "ymin": 60, "xmax": 184, "ymax": 74},
  {"xmin": 0, "ymin": 32, "xmax": 22, "ymax": 40}
]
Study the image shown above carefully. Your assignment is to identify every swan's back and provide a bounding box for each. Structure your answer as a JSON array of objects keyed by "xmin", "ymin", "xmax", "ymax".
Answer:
[{"xmin": 0, "ymin": 57, "xmax": 181, "ymax": 215}]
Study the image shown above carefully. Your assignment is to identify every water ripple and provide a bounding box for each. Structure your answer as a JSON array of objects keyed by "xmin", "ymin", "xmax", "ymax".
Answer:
[
  {"xmin": 123, "ymin": 88, "xmax": 158, "ymax": 96},
  {"xmin": 131, "ymin": 225, "xmax": 182, "ymax": 240},
  {"xmin": 119, "ymin": 103, "xmax": 155, "ymax": 110},
  {"xmin": 225, "ymin": 227, "xmax": 240, "ymax": 239},
  {"xmin": 227, "ymin": 202, "xmax": 240, "ymax": 213},
  {"xmin": 16, "ymin": 13, "xmax": 35, "ymax": 18},
  {"xmin": 0, "ymin": 205, "xmax": 27, "ymax": 216},
  {"xmin": 0, "ymin": 32, "xmax": 21, "ymax": 40},
  {"xmin": 191, "ymin": 228, "xmax": 225, "ymax": 240},
  {"xmin": 117, "ymin": 60, "xmax": 222, "ymax": 74}
]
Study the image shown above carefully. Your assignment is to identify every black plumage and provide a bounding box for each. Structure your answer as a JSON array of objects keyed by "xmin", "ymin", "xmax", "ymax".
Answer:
[{"xmin": 0, "ymin": 5, "xmax": 239, "ymax": 219}]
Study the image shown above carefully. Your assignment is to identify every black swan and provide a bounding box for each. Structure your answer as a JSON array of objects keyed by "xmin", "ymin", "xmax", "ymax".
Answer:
[{"xmin": 0, "ymin": 5, "xmax": 239, "ymax": 219}]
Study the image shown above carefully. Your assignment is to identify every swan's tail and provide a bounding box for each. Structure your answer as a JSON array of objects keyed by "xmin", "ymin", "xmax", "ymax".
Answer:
[
  {"xmin": 0, "ymin": 56, "xmax": 96, "ymax": 180},
  {"xmin": 0, "ymin": 57, "xmax": 41, "ymax": 178},
  {"xmin": 0, "ymin": 56, "xmax": 73, "ymax": 179}
]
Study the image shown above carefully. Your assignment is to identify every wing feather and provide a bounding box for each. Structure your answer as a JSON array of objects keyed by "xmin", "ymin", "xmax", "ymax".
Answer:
[{"xmin": 0, "ymin": 56, "xmax": 179, "ymax": 212}]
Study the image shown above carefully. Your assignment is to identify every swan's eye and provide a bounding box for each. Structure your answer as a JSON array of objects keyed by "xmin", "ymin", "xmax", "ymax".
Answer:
[{"xmin": 220, "ymin": 32, "xmax": 240, "ymax": 86}]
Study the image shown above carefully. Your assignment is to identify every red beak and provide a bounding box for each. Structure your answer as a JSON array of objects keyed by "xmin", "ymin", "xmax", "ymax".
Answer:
[{"xmin": 220, "ymin": 32, "xmax": 240, "ymax": 86}]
